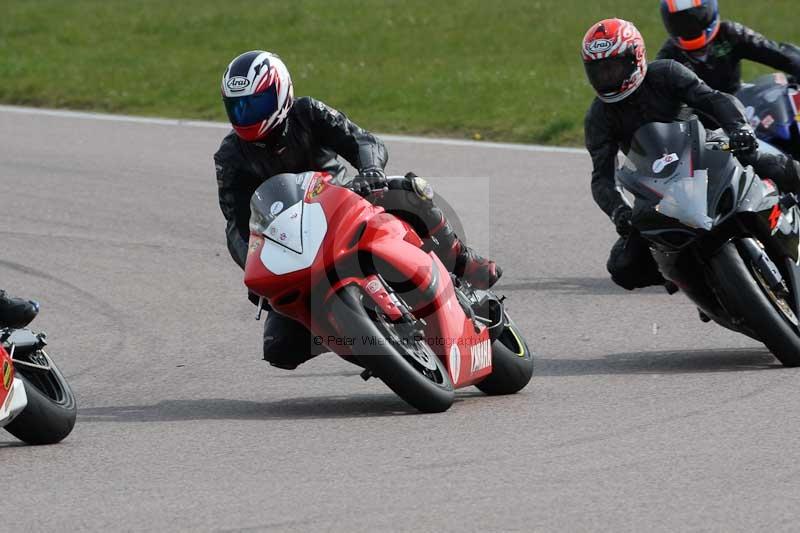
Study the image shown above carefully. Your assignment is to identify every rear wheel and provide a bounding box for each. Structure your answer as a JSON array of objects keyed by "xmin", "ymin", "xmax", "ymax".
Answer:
[
  {"xmin": 710, "ymin": 242, "xmax": 800, "ymax": 367},
  {"xmin": 330, "ymin": 286, "xmax": 454, "ymax": 413},
  {"xmin": 4, "ymin": 350, "xmax": 76, "ymax": 445},
  {"xmin": 475, "ymin": 314, "xmax": 534, "ymax": 395}
]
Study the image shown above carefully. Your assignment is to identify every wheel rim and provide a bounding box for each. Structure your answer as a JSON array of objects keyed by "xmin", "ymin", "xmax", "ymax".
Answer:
[{"xmin": 371, "ymin": 310, "xmax": 447, "ymax": 386}]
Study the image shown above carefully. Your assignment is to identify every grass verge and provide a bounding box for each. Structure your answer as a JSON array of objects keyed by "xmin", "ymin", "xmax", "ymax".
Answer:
[{"xmin": 2, "ymin": 0, "xmax": 796, "ymax": 145}]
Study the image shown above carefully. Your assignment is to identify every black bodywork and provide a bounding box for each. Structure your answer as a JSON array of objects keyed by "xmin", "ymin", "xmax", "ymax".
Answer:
[{"xmin": 617, "ymin": 118, "xmax": 800, "ymax": 337}]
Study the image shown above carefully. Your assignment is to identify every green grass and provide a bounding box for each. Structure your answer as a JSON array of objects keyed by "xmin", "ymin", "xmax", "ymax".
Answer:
[{"xmin": 1, "ymin": 0, "xmax": 797, "ymax": 145}]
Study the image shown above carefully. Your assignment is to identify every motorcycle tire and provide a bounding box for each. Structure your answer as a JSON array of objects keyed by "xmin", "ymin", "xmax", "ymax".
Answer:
[
  {"xmin": 475, "ymin": 314, "xmax": 534, "ymax": 395},
  {"xmin": 330, "ymin": 285, "xmax": 454, "ymax": 413},
  {"xmin": 5, "ymin": 353, "xmax": 76, "ymax": 445},
  {"xmin": 710, "ymin": 241, "xmax": 800, "ymax": 367}
]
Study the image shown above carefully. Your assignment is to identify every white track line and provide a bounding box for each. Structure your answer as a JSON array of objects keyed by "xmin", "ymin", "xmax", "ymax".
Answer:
[{"xmin": 0, "ymin": 104, "xmax": 586, "ymax": 155}]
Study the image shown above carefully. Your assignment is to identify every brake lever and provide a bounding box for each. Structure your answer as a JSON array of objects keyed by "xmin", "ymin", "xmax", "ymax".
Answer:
[{"xmin": 355, "ymin": 185, "xmax": 388, "ymax": 198}]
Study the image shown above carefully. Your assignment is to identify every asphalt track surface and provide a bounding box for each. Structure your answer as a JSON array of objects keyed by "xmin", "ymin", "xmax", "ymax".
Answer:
[{"xmin": 2, "ymin": 107, "xmax": 799, "ymax": 532}]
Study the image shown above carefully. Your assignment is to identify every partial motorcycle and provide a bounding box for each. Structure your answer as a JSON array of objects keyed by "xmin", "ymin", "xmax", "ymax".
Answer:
[
  {"xmin": 617, "ymin": 118, "xmax": 800, "ymax": 366},
  {"xmin": 736, "ymin": 73, "xmax": 800, "ymax": 159},
  {"xmin": 243, "ymin": 172, "xmax": 533, "ymax": 412},
  {"xmin": 1, "ymin": 320, "xmax": 76, "ymax": 444}
]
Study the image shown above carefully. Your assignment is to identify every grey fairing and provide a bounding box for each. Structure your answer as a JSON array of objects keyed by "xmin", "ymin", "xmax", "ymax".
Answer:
[
  {"xmin": 617, "ymin": 120, "xmax": 742, "ymax": 232},
  {"xmin": 616, "ymin": 118, "xmax": 800, "ymax": 265},
  {"xmin": 729, "ymin": 158, "xmax": 800, "ymax": 264},
  {"xmin": 737, "ymin": 166, "xmax": 777, "ymax": 214},
  {"xmin": 616, "ymin": 121, "xmax": 695, "ymax": 202}
]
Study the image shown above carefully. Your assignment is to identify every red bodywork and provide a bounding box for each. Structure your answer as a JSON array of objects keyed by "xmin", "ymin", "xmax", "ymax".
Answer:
[
  {"xmin": 244, "ymin": 172, "xmax": 491, "ymax": 388},
  {"xmin": 0, "ymin": 346, "xmax": 14, "ymax": 409}
]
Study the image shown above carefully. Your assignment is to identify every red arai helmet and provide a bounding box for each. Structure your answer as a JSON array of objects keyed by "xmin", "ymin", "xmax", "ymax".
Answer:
[
  {"xmin": 581, "ymin": 19, "xmax": 648, "ymax": 103},
  {"xmin": 221, "ymin": 51, "xmax": 294, "ymax": 142}
]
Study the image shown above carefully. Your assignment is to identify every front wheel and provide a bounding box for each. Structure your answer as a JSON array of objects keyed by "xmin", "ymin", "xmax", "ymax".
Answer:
[
  {"xmin": 710, "ymin": 241, "xmax": 800, "ymax": 367},
  {"xmin": 329, "ymin": 286, "xmax": 454, "ymax": 413},
  {"xmin": 4, "ymin": 350, "xmax": 76, "ymax": 444},
  {"xmin": 475, "ymin": 314, "xmax": 534, "ymax": 395}
]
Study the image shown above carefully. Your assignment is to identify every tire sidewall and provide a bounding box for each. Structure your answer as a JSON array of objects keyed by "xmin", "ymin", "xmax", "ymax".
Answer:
[
  {"xmin": 710, "ymin": 242, "xmax": 800, "ymax": 366},
  {"xmin": 475, "ymin": 314, "xmax": 534, "ymax": 395},
  {"xmin": 330, "ymin": 287, "xmax": 454, "ymax": 413},
  {"xmin": 5, "ymin": 359, "xmax": 77, "ymax": 445}
]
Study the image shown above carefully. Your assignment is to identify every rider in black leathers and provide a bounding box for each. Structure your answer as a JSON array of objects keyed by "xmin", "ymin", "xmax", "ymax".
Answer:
[
  {"xmin": 657, "ymin": 19, "xmax": 800, "ymax": 94},
  {"xmin": 216, "ymin": 51, "xmax": 501, "ymax": 369},
  {"xmin": 582, "ymin": 19, "xmax": 800, "ymax": 290}
]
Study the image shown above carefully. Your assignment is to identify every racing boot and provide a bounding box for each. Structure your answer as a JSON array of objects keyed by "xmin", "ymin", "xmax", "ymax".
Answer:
[
  {"xmin": 0, "ymin": 290, "xmax": 39, "ymax": 329},
  {"xmin": 381, "ymin": 172, "xmax": 502, "ymax": 289},
  {"xmin": 428, "ymin": 220, "xmax": 502, "ymax": 290}
]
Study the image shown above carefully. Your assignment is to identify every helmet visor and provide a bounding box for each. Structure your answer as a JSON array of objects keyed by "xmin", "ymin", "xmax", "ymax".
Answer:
[
  {"xmin": 584, "ymin": 55, "xmax": 637, "ymax": 96},
  {"xmin": 664, "ymin": 6, "xmax": 716, "ymax": 41},
  {"xmin": 223, "ymin": 86, "xmax": 279, "ymax": 127}
]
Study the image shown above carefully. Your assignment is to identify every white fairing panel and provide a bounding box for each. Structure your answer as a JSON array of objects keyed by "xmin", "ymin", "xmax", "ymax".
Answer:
[
  {"xmin": 655, "ymin": 170, "xmax": 713, "ymax": 230},
  {"xmin": 261, "ymin": 202, "xmax": 328, "ymax": 275},
  {"xmin": 0, "ymin": 378, "xmax": 28, "ymax": 427},
  {"xmin": 265, "ymin": 201, "xmax": 304, "ymax": 253}
]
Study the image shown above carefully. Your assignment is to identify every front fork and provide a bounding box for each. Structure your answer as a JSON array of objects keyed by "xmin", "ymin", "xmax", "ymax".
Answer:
[{"xmin": 738, "ymin": 238, "xmax": 786, "ymax": 292}]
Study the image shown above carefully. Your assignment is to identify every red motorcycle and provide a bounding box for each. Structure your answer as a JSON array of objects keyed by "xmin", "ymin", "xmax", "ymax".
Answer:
[
  {"xmin": 244, "ymin": 171, "xmax": 533, "ymax": 412},
  {"xmin": 1, "ymin": 325, "xmax": 76, "ymax": 444}
]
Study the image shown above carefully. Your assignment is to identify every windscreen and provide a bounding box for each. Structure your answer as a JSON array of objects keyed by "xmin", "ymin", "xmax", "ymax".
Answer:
[
  {"xmin": 617, "ymin": 121, "xmax": 713, "ymax": 231},
  {"xmin": 249, "ymin": 173, "xmax": 311, "ymax": 236},
  {"xmin": 622, "ymin": 121, "xmax": 694, "ymax": 182}
]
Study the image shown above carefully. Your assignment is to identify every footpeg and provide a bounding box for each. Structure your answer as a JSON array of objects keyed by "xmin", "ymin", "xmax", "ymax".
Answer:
[{"xmin": 360, "ymin": 369, "xmax": 373, "ymax": 381}]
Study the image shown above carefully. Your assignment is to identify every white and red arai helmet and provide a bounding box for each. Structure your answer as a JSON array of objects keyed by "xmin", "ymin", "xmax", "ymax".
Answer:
[
  {"xmin": 581, "ymin": 19, "xmax": 648, "ymax": 103},
  {"xmin": 221, "ymin": 51, "xmax": 294, "ymax": 142}
]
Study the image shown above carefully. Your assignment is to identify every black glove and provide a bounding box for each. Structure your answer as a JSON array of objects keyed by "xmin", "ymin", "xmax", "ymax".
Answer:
[
  {"xmin": 729, "ymin": 127, "xmax": 758, "ymax": 155},
  {"xmin": 352, "ymin": 168, "xmax": 387, "ymax": 196},
  {"xmin": 611, "ymin": 205, "xmax": 633, "ymax": 238}
]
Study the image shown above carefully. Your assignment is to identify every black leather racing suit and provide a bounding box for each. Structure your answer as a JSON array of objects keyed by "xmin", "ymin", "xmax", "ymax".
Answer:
[
  {"xmin": 215, "ymin": 96, "xmax": 455, "ymax": 368},
  {"xmin": 585, "ymin": 60, "xmax": 800, "ymax": 290},
  {"xmin": 656, "ymin": 21, "xmax": 800, "ymax": 94},
  {"xmin": 215, "ymin": 96, "xmax": 387, "ymax": 269}
]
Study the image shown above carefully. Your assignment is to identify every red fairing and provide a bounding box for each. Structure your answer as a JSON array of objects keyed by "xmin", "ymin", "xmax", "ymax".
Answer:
[
  {"xmin": 415, "ymin": 258, "xmax": 493, "ymax": 387},
  {"xmin": 790, "ymin": 89, "xmax": 800, "ymax": 120},
  {"xmin": 243, "ymin": 173, "xmax": 492, "ymax": 388},
  {"xmin": 244, "ymin": 173, "xmax": 386, "ymax": 335},
  {"xmin": 0, "ymin": 346, "xmax": 14, "ymax": 409}
]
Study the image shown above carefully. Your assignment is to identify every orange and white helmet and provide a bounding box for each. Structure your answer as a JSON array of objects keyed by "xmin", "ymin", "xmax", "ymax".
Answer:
[
  {"xmin": 221, "ymin": 51, "xmax": 294, "ymax": 142},
  {"xmin": 581, "ymin": 19, "xmax": 648, "ymax": 103},
  {"xmin": 661, "ymin": 0, "xmax": 720, "ymax": 52}
]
